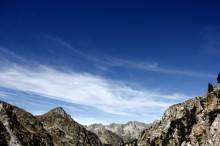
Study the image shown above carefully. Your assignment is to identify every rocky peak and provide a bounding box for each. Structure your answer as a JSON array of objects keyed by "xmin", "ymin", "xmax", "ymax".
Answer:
[
  {"xmin": 128, "ymin": 121, "xmax": 137, "ymax": 124},
  {"xmin": 127, "ymin": 121, "xmax": 135, "ymax": 126},
  {"xmin": 36, "ymin": 106, "xmax": 102, "ymax": 146},
  {"xmin": 126, "ymin": 121, "xmax": 145, "ymax": 127},
  {"xmin": 50, "ymin": 107, "xmax": 67, "ymax": 118}
]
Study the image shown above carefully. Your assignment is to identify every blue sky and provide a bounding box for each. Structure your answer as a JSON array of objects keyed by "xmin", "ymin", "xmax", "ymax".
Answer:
[{"xmin": 0, "ymin": 0, "xmax": 220, "ymax": 125}]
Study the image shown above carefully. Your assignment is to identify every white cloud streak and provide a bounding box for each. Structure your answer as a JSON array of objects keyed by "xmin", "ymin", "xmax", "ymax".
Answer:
[{"xmin": 0, "ymin": 64, "xmax": 189, "ymax": 116}]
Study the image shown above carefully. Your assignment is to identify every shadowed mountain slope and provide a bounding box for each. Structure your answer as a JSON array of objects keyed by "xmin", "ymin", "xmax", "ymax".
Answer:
[{"xmin": 0, "ymin": 101, "xmax": 53, "ymax": 146}]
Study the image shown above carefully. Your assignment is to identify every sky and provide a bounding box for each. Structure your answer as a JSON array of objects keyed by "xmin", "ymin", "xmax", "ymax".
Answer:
[{"xmin": 0, "ymin": 0, "xmax": 220, "ymax": 125}]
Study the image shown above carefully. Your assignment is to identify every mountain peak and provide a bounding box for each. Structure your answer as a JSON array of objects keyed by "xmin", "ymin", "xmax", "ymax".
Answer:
[
  {"xmin": 37, "ymin": 106, "xmax": 69, "ymax": 119},
  {"xmin": 50, "ymin": 107, "xmax": 68, "ymax": 118},
  {"xmin": 52, "ymin": 106, "xmax": 65, "ymax": 112},
  {"xmin": 127, "ymin": 121, "xmax": 137, "ymax": 124}
]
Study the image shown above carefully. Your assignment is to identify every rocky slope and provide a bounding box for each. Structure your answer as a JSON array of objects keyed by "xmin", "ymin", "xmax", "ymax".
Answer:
[
  {"xmin": 0, "ymin": 102, "xmax": 102, "ymax": 146},
  {"xmin": 136, "ymin": 83, "xmax": 220, "ymax": 146},
  {"xmin": 87, "ymin": 121, "xmax": 149, "ymax": 143},
  {"xmin": 0, "ymin": 101, "xmax": 53, "ymax": 146},
  {"xmin": 36, "ymin": 107, "xmax": 102, "ymax": 146},
  {"xmin": 86, "ymin": 124, "xmax": 124, "ymax": 145}
]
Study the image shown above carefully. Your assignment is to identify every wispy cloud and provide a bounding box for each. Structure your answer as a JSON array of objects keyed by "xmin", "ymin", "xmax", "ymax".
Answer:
[
  {"xmin": 0, "ymin": 91, "xmax": 6, "ymax": 97},
  {"xmin": 46, "ymin": 37, "xmax": 215, "ymax": 78},
  {"xmin": 0, "ymin": 63, "xmax": 189, "ymax": 116},
  {"xmin": 46, "ymin": 36, "xmax": 99, "ymax": 62},
  {"xmin": 0, "ymin": 47, "xmax": 28, "ymax": 63},
  {"xmin": 0, "ymin": 90, "xmax": 17, "ymax": 99},
  {"xmin": 104, "ymin": 58, "xmax": 215, "ymax": 78}
]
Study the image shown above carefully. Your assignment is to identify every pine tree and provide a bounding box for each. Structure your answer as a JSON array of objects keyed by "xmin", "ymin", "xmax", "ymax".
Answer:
[
  {"xmin": 217, "ymin": 72, "xmax": 220, "ymax": 83},
  {"xmin": 208, "ymin": 83, "xmax": 214, "ymax": 92}
]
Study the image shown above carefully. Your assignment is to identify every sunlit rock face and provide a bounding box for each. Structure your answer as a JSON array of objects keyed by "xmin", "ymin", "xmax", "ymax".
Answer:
[{"xmin": 137, "ymin": 83, "xmax": 220, "ymax": 146}]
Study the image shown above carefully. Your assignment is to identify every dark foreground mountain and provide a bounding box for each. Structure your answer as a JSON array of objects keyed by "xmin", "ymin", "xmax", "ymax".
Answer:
[
  {"xmin": 0, "ymin": 101, "xmax": 101, "ymax": 146},
  {"xmin": 133, "ymin": 83, "xmax": 220, "ymax": 146},
  {"xmin": 86, "ymin": 121, "xmax": 149, "ymax": 144},
  {"xmin": 36, "ymin": 107, "xmax": 102, "ymax": 146},
  {"xmin": 0, "ymin": 101, "xmax": 53, "ymax": 145}
]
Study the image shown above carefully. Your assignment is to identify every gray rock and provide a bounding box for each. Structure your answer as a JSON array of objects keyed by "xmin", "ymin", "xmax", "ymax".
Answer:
[
  {"xmin": 87, "ymin": 121, "xmax": 149, "ymax": 143},
  {"xmin": 137, "ymin": 84, "xmax": 220, "ymax": 145},
  {"xmin": 0, "ymin": 101, "xmax": 102, "ymax": 146},
  {"xmin": 86, "ymin": 123, "xmax": 124, "ymax": 145}
]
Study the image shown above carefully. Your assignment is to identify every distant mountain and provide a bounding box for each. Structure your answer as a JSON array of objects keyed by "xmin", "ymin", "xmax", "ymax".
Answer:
[
  {"xmin": 136, "ymin": 84, "xmax": 220, "ymax": 145},
  {"xmin": 85, "ymin": 123, "xmax": 124, "ymax": 145},
  {"xmin": 86, "ymin": 121, "xmax": 149, "ymax": 143},
  {"xmin": 0, "ymin": 102, "xmax": 101, "ymax": 146}
]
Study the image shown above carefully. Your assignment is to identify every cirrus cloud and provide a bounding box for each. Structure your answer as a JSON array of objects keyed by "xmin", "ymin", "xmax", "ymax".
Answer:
[{"xmin": 0, "ymin": 63, "xmax": 190, "ymax": 116}]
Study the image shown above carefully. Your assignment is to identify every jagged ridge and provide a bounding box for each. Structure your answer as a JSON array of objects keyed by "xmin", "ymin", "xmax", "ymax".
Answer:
[
  {"xmin": 36, "ymin": 107, "xmax": 102, "ymax": 146},
  {"xmin": 0, "ymin": 102, "xmax": 102, "ymax": 146},
  {"xmin": 86, "ymin": 121, "xmax": 149, "ymax": 144},
  {"xmin": 136, "ymin": 84, "xmax": 220, "ymax": 145}
]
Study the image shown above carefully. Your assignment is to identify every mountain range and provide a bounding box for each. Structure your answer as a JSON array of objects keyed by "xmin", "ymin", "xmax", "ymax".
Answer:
[
  {"xmin": 85, "ymin": 121, "xmax": 148, "ymax": 144},
  {"xmin": 0, "ymin": 83, "xmax": 220, "ymax": 145}
]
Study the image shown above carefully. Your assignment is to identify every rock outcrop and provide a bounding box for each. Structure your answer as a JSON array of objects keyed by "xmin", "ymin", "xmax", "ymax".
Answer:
[
  {"xmin": 137, "ymin": 83, "xmax": 220, "ymax": 146},
  {"xmin": 87, "ymin": 121, "xmax": 149, "ymax": 143}
]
